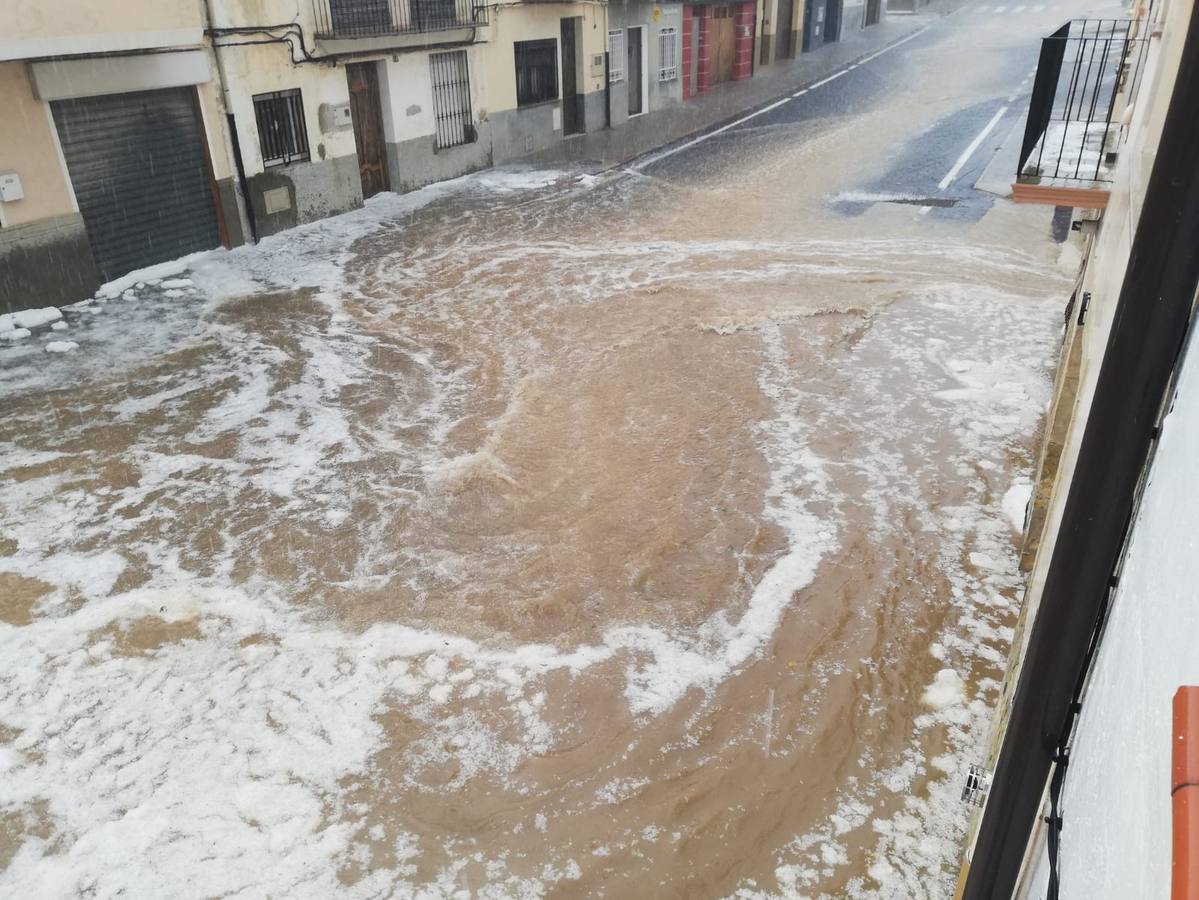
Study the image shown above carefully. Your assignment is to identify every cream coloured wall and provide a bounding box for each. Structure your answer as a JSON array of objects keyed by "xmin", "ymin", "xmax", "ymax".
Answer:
[
  {"xmin": 481, "ymin": 3, "xmax": 607, "ymax": 113},
  {"xmin": 380, "ymin": 47, "xmax": 490, "ymax": 144},
  {"xmin": 2, "ymin": 0, "xmax": 204, "ymax": 60},
  {"xmin": 0, "ymin": 63, "xmax": 75, "ymax": 227},
  {"xmin": 216, "ymin": 42, "xmax": 360, "ymax": 176}
]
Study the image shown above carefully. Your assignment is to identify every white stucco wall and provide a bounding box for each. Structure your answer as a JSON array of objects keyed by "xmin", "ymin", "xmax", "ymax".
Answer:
[
  {"xmin": 1052, "ymin": 302, "xmax": 1199, "ymax": 900},
  {"xmin": 379, "ymin": 47, "xmax": 489, "ymax": 145}
]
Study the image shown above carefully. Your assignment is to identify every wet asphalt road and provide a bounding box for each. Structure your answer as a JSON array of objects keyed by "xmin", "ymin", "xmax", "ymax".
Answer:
[{"xmin": 638, "ymin": 0, "xmax": 1094, "ymax": 223}]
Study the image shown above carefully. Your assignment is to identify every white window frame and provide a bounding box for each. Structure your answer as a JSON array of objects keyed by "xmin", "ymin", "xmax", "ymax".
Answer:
[
  {"xmin": 658, "ymin": 26, "xmax": 679, "ymax": 82},
  {"xmin": 607, "ymin": 28, "xmax": 625, "ymax": 83}
]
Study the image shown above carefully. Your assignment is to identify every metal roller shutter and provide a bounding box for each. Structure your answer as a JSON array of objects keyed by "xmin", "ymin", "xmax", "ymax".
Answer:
[{"xmin": 52, "ymin": 87, "xmax": 221, "ymax": 283}]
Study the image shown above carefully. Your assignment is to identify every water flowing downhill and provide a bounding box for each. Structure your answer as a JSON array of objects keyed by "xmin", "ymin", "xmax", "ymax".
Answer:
[{"xmin": 0, "ymin": 8, "xmax": 1078, "ymax": 896}]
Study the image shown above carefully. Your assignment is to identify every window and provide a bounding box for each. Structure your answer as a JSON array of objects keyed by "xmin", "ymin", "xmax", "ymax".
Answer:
[
  {"xmin": 658, "ymin": 27, "xmax": 679, "ymax": 82},
  {"xmin": 607, "ymin": 29, "xmax": 625, "ymax": 83},
  {"xmin": 253, "ymin": 89, "xmax": 310, "ymax": 168},
  {"xmin": 514, "ymin": 39, "xmax": 558, "ymax": 107},
  {"xmin": 430, "ymin": 50, "xmax": 474, "ymax": 150}
]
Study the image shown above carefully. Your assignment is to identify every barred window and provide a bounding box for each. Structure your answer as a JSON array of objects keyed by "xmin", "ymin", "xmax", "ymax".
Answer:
[
  {"xmin": 253, "ymin": 89, "xmax": 310, "ymax": 168},
  {"xmin": 658, "ymin": 27, "xmax": 678, "ymax": 82},
  {"xmin": 607, "ymin": 29, "xmax": 625, "ymax": 83},
  {"xmin": 514, "ymin": 39, "xmax": 558, "ymax": 107},
  {"xmin": 430, "ymin": 50, "xmax": 474, "ymax": 150}
]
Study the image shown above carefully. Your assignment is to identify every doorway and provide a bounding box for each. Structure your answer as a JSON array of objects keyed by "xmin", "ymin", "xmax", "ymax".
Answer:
[
  {"xmin": 627, "ymin": 26, "xmax": 645, "ymax": 115},
  {"xmin": 560, "ymin": 17, "xmax": 584, "ymax": 135},
  {"xmin": 775, "ymin": 0, "xmax": 796, "ymax": 60},
  {"xmin": 825, "ymin": 0, "xmax": 842, "ymax": 42},
  {"xmin": 346, "ymin": 62, "xmax": 389, "ymax": 199},
  {"xmin": 711, "ymin": 6, "xmax": 736, "ymax": 85},
  {"xmin": 802, "ymin": 0, "xmax": 824, "ymax": 50},
  {"xmin": 51, "ymin": 87, "xmax": 222, "ymax": 282},
  {"xmin": 864, "ymin": 0, "xmax": 881, "ymax": 25}
]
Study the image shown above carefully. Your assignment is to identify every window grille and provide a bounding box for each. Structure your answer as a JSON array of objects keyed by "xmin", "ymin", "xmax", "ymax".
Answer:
[
  {"xmin": 607, "ymin": 29, "xmax": 625, "ymax": 83},
  {"xmin": 658, "ymin": 26, "xmax": 678, "ymax": 82},
  {"xmin": 429, "ymin": 50, "xmax": 474, "ymax": 149},
  {"xmin": 514, "ymin": 39, "xmax": 559, "ymax": 107},
  {"xmin": 253, "ymin": 89, "xmax": 310, "ymax": 168}
]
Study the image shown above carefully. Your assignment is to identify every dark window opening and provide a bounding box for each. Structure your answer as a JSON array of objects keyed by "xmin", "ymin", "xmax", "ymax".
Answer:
[
  {"xmin": 515, "ymin": 39, "xmax": 558, "ymax": 107},
  {"xmin": 253, "ymin": 89, "xmax": 310, "ymax": 168}
]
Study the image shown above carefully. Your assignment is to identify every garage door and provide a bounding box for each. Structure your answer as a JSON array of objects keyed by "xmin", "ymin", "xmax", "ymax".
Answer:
[{"xmin": 52, "ymin": 87, "xmax": 221, "ymax": 283}]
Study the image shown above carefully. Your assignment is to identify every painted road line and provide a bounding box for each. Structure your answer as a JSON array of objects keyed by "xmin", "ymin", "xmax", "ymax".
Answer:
[
  {"xmin": 631, "ymin": 27, "xmax": 931, "ymax": 170},
  {"xmin": 919, "ymin": 104, "xmax": 1009, "ymax": 215},
  {"xmin": 993, "ymin": 6, "xmax": 1007, "ymax": 13},
  {"xmin": 808, "ymin": 70, "xmax": 847, "ymax": 89},
  {"xmin": 1013, "ymin": 5, "xmax": 1026, "ymax": 12},
  {"xmin": 938, "ymin": 105, "xmax": 1008, "ymax": 190}
]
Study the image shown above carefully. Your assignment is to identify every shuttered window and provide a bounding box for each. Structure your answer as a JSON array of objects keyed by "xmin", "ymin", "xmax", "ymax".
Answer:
[
  {"xmin": 607, "ymin": 29, "xmax": 625, "ymax": 83},
  {"xmin": 430, "ymin": 50, "xmax": 474, "ymax": 149},
  {"xmin": 514, "ymin": 39, "xmax": 558, "ymax": 106},
  {"xmin": 253, "ymin": 89, "xmax": 310, "ymax": 168},
  {"xmin": 658, "ymin": 27, "xmax": 679, "ymax": 82}
]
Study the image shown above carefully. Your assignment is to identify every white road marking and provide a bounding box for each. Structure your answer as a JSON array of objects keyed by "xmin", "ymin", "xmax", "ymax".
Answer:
[
  {"xmin": 937, "ymin": 105, "xmax": 1008, "ymax": 190},
  {"xmin": 1013, "ymin": 5, "xmax": 1026, "ymax": 12},
  {"xmin": 993, "ymin": 5, "xmax": 1007, "ymax": 11},
  {"xmin": 629, "ymin": 26, "xmax": 930, "ymax": 171},
  {"xmin": 977, "ymin": 4, "xmax": 990, "ymax": 11},
  {"xmin": 919, "ymin": 104, "xmax": 1010, "ymax": 215}
]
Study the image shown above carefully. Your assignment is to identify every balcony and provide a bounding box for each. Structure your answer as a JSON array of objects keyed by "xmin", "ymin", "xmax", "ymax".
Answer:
[
  {"xmin": 312, "ymin": 0, "xmax": 486, "ymax": 39},
  {"xmin": 1012, "ymin": 18, "xmax": 1151, "ymax": 209}
]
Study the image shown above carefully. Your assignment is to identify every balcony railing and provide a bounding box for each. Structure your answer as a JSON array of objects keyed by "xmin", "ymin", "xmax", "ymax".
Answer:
[
  {"xmin": 312, "ymin": 0, "xmax": 486, "ymax": 39},
  {"xmin": 1016, "ymin": 18, "xmax": 1150, "ymax": 187}
]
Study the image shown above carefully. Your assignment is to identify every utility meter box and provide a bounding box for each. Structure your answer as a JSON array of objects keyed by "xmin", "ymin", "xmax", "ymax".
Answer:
[
  {"xmin": 318, "ymin": 102, "xmax": 353, "ymax": 133},
  {"xmin": 589, "ymin": 53, "xmax": 605, "ymax": 78},
  {"xmin": 0, "ymin": 171, "xmax": 24, "ymax": 203}
]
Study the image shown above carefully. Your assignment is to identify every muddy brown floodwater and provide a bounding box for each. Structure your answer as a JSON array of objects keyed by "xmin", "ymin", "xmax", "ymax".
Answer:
[{"xmin": 1, "ymin": 19, "xmax": 1073, "ymax": 900}]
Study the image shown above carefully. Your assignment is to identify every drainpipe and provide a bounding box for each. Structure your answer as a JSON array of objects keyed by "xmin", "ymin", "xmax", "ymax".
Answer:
[{"xmin": 200, "ymin": 0, "xmax": 257, "ymax": 242}]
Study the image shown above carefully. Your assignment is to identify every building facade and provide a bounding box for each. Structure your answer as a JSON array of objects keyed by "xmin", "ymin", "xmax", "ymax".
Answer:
[
  {"xmin": 208, "ymin": 0, "xmax": 498, "ymax": 238},
  {"xmin": 2, "ymin": 0, "xmax": 887, "ymax": 313},
  {"xmin": 606, "ymin": 2, "xmax": 685, "ymax": 124},
  {"xmin": 680, "ymin": 1, "xmax": 756, "ymax": 100},
  {"xmin": 0, "ymin": 0, "xmax": 243, "ymax": 311}
]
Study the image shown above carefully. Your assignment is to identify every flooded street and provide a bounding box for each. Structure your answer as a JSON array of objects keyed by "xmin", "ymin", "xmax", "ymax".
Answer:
[{"xmin": 1, "ymin": 4, "xmax": 1083, "ymax": 897}]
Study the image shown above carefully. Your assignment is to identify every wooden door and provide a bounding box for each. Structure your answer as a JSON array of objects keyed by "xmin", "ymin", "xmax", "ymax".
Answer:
[
  {"xmin": 346, "ymin": 62, "xmax": 389, "ymax": 199},
  {"xmin": 775, "ymin": 0, "xmax": 796, "ymax": 59},
  {"xmin": 712, "ymin": 7, "xmax": 736, "ymax": 85}
]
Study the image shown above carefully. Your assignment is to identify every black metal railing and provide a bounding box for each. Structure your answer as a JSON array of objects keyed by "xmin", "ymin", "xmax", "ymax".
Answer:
[
  {"xmin": 312, "ymin": 0, "xmax": 486, "ymax": 38},
  {"xmin": 1017, "ymin": 18, "xmax": 1151, "ymax": 184}
]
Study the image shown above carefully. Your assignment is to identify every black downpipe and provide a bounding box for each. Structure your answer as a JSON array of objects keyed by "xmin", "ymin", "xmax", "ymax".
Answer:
[
  {"xmin": 226, "ymin": 114, "xmax": 258, "ymax": 244},
  {"xmin": 962, "ymin": 8, "xmax": 1199, "ymax": 899},
  {"xmin": 604, "ymin": 50, "xmax": 612, "ymax": 129}
]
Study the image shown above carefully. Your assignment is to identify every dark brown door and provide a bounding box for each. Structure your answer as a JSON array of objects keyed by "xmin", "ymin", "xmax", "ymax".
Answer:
[
  {"xmin": 712, "ymin": 7, "xmax": 736, "ymax": 85},
  {"xmin": 560, "ymin": 18, "xmax": 583, "ymax": 135},
  {"xmin": 775, "ymin": 0, "xmax": 796, "ymax": 59},
  {"xmin": 346, "ymin": 62, "xmax": 389, "ymax": 199}
]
